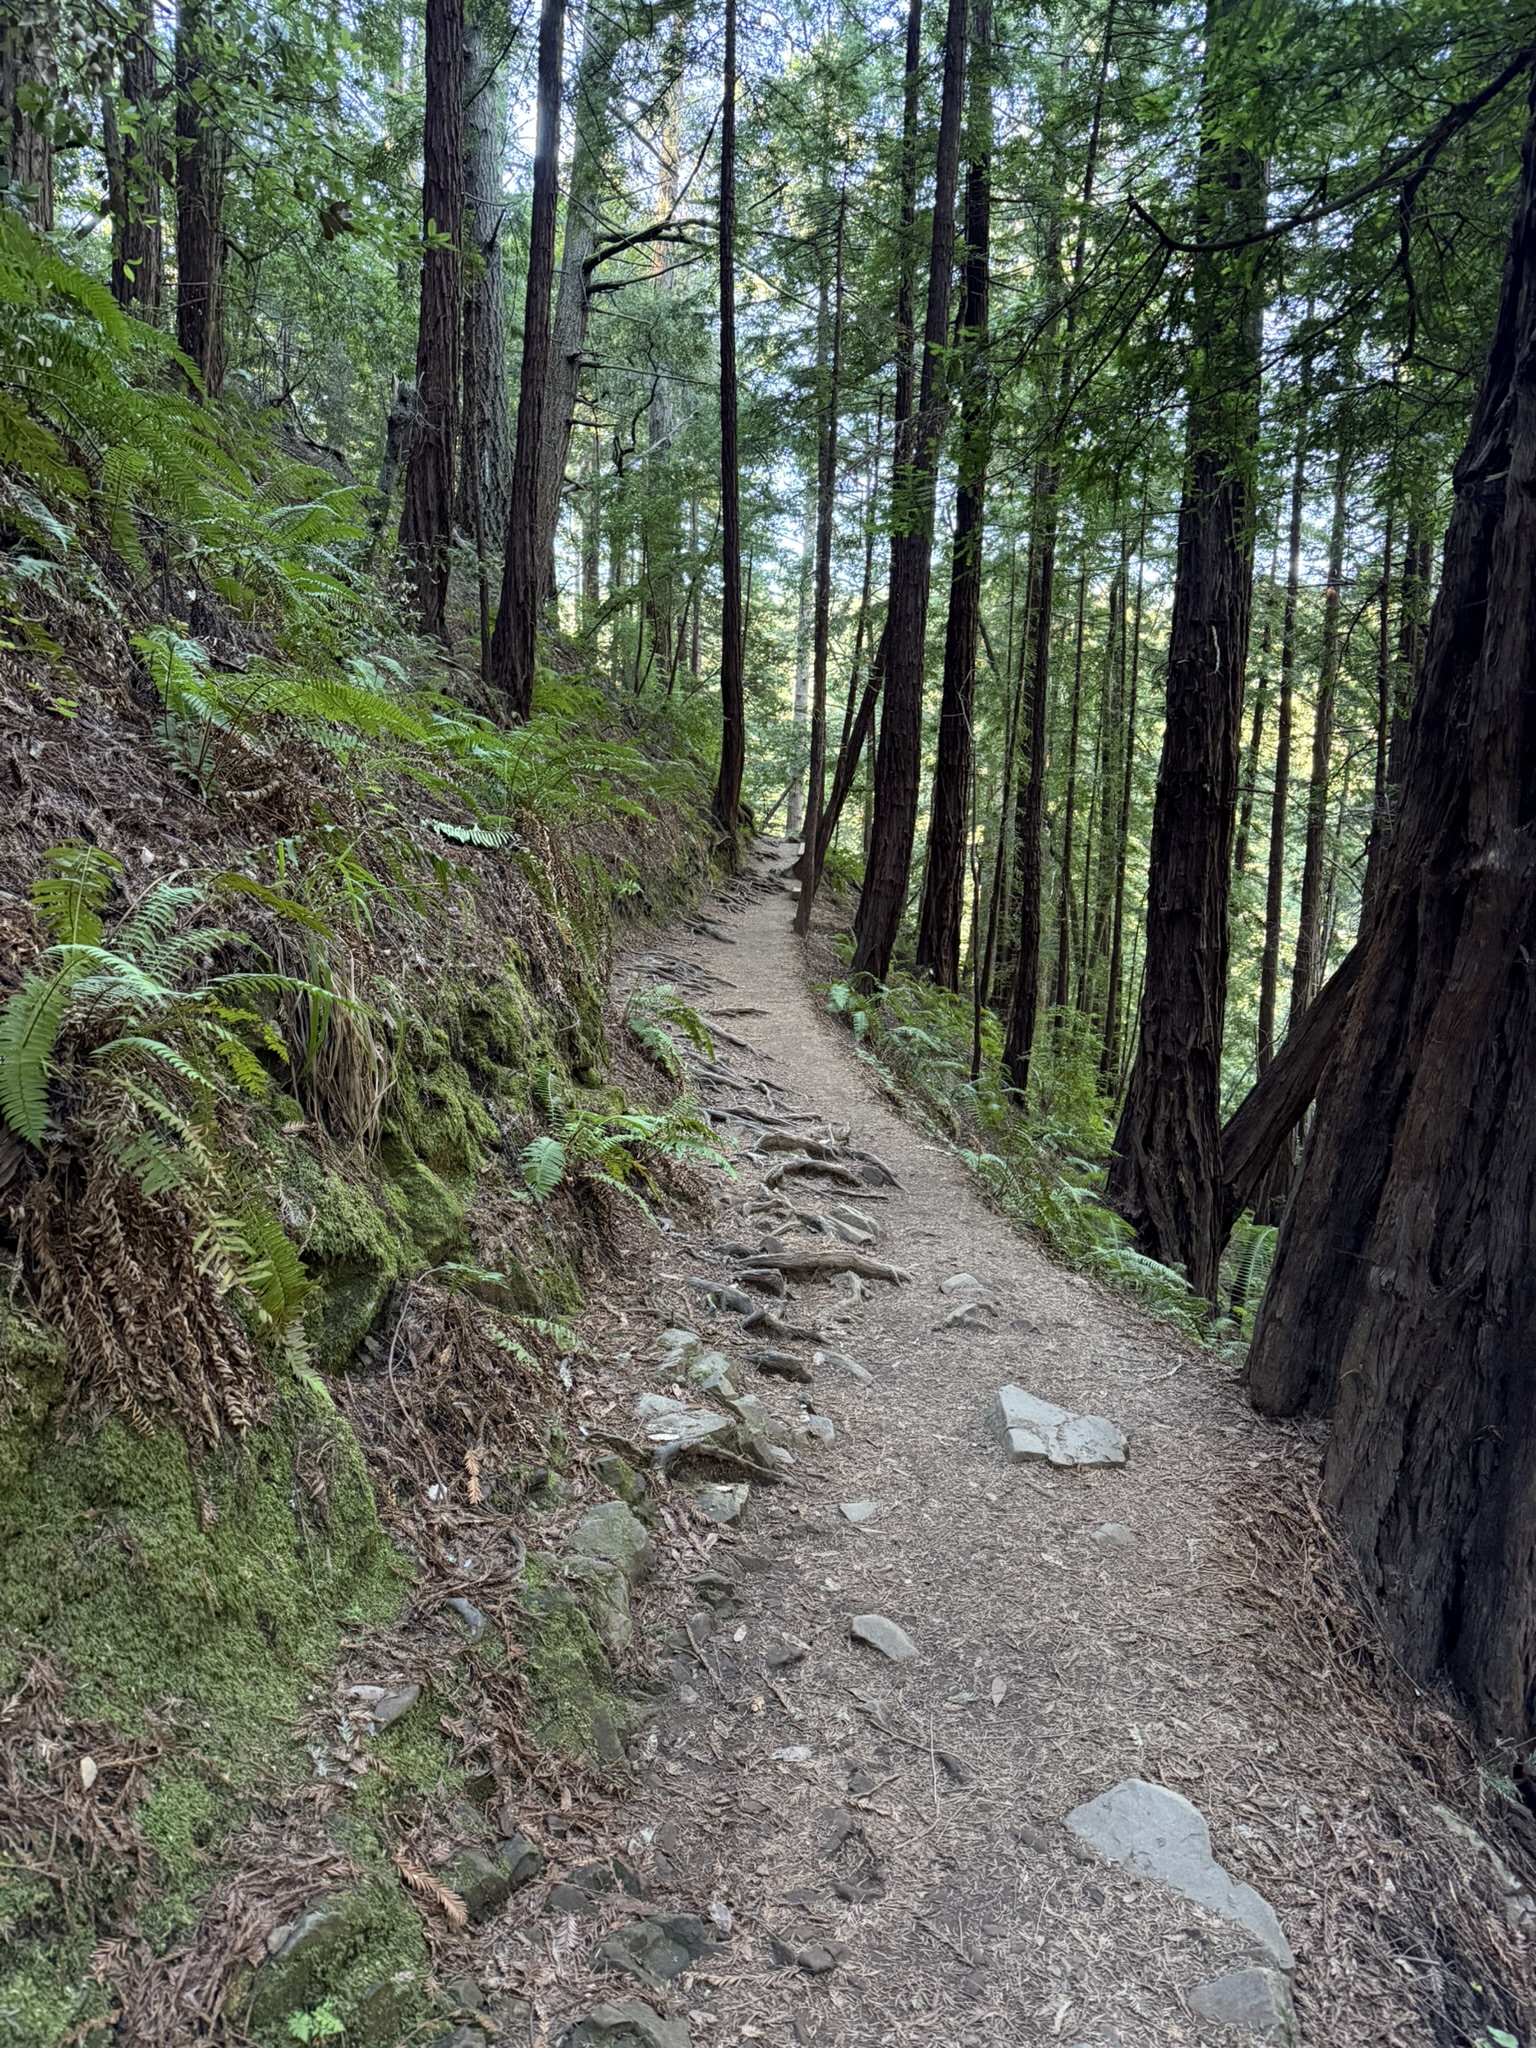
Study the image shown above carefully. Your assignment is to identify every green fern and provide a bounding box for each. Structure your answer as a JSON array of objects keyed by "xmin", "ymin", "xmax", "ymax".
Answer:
[
  {"xmin": 521, "ymin": 1135, "xmax": 567, "ymax": 1203},
  {"xmin": 29, "ymin": 842, "xmax": 121, "ymax": 946},
  {"xmin": 625, "ymin": 982, "xmax": 715, "ymax": 1078}
]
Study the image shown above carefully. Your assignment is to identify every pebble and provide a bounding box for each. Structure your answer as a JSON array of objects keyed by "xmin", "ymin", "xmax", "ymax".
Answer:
[
  {"xmin": 689, "ymin": 1481, "xmax": 749, "ymax": 1525},
  {"xmin": 1188, "ymin": 1967, "xmax": 1300, "ymax": 2042},
  {"xmin": 994, "ymin": 1386, "xmax": 1129, "ymax": 1469},
  {"xmin": 362, "ymin": 1684, "xmax": 420, "ymax": 1731},
  {"xmin": 796, "ymin": 1414, "xmax": 835, "ymax": 1447},
  {"xmin": 445, "ymin": 1596, "xmax": 487, "ymax": 1640},
  {"xmin": 849, "ymin": 1612, "xmax": 920, "ymax": 1663},
  {"xmin": 751, "ymin": 1347, "xmax": 813, "ymax": 1382},
  {"xmin": 816, "ymin": 1347, "xmax": 872, "ymax": 1384},
  {"xmin": 840, "ymin": 1501, "xmax": 880, "ymax": 1524},
  {"xmin": 1091, "ymin": 1522, "xmax": 1136, "ymax": 1549},
  {"xmin": 939, "ymin": 1301, "xmax": 997, "ymax": 1329},
  {"xmin": 558, "ymin": 2002, "xmax": 692, "ymax": 2048},
  {"xmin": 940, "ymin": 1272, "xmax": 984, "ymax": 1293},
  {"xmin": 1066, "ymin": 1779, "xmax": 1293, "ymax": 1968}
]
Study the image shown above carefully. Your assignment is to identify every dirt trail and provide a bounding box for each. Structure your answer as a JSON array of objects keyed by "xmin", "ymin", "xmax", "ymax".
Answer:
[{"xmin": 587, "ymin": 841, "xmax": 1523, "ymax": 2048}]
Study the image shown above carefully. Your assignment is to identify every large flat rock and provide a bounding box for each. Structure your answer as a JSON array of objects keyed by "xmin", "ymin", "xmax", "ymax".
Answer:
[
  {"xmin": 1189, "ymin": 1967, "xmax": 1300, "ymax": 2041},
  {"xmin": 1066, "ymin": 1779, "xmax": 1293, "ymax": 1968},
  {"xmin": 993, "ymin": 1385, "xmax": 1128, "ymax": 1468}
]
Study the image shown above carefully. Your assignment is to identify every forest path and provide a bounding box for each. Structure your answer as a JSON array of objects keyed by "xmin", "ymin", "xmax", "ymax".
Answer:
[{"xmin": 603, "ymin": 840, "xmax": 1476, "ymax": 2048}]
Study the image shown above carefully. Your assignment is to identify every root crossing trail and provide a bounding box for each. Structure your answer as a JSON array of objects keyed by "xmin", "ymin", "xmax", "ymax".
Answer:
[{"xmin": 595, "ymin": 842, "xmax": 1523, "ymax": 2048}]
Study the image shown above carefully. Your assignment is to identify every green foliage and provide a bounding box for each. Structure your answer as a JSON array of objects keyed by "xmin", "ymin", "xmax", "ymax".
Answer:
[
  {"xmin": 624, "ymin": 981, "xmax": 715, "ymax": 1078},
  {"xmin": 521, "ymin": 1133, "xmax": 567, "ymax": 1203},
  {"xmin": 287, "ymin": 2003, "xmax": 347, "ymax": 2043}
]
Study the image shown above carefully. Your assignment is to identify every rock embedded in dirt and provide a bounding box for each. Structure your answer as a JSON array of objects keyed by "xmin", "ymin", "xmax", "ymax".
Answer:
[
  {"xmin": 816, "ymin": 1347, "xmax": 873, "ymax": 1384},
  {"xmin": 592, "ymin": 1913, "xmax": 719, "ymax": 1987},
  {"xmin": 634, "ymin": 1393, "xmax": 735, "ymax": 1462},
  {"xmin": 751, "ymin": 1347, "xmax": 813, "ymax": 1382},
  {"xmin": 560, "ymin": 1554, "xmax": 634, "ymax": 1653},
  {"xmin": 593, "ymin": 1450, "xmax": 648, "ymax": 1506},
  {"xmin": 567, "ymin": 1500, "xmax": 656, "ymax": 1581},
  {"xmin": 689, "ymin": 1481, "xmax": 750, "ymax": 1525},
  {"xmin": 547, "ymin": 1880, "xmax": 605, "ymax": 1915},
  {"xmin": 939, "ymin": 1301, "xmax": 997, "ymax": 1329},
  {"xmin": 686, "ymin": 1278, "xmax": 757, "ymax": 1314},
  {"xmin": 993, "ymin": 1386, "xmax": 1129, "ymax": 1469},
  {"xmin": 360, "ymin": 1683, "xmax": 420, "ymax": 1731},
  {"xmin": 1188, "ymin": 1967, "xmax": 1300, "ymax": 2042},
  {"xmin": 444, "ymin": 1596, "xmax": 487, "ymax": 1641},
  {"xmin": 795, "ymin": 1413, "xmax": 835, "ymax": 1447},
  {"xmin": 940, "ymin": 1272, "xmax": 984, "ymax": 1293},
  {"xmin": 1066, "ymin": 1779, "xmax": 1293, "ymax": 1968},
  {"xmin": 497, "ymin": 1833, "xmax": 545, "ymax": 1890},
  {"xmin": 558, "ymin": 2001, "xmax": 692, "ymax": 2048},
  {"xmin": 840, "ymin": 1500, "xmax": 880, "ymax": 1524},
  {"xmin": 849, "ymin": 1612, "xmax": 920, "ymax": 1663},
  {"xmin": 443, "ymin": 1847, "xmax": 517, "ymax": 1924},
  {"xmin": 1091, "ymin": 1522, "xmax": 1136, "ymax": 1549}
]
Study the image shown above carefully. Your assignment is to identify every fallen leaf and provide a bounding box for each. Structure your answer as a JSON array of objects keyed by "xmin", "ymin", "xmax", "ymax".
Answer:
[{"xmin": 990, "ymin": 1677, "xmax": 1008, "ymax": 1708}]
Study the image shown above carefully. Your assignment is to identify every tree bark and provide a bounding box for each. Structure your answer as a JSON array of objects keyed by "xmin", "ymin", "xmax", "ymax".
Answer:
[
  {"xmin": 1052, "ymin": 567, "xmax": 1089, "ymax": 1011},
  {"xmin": 849, "ymin": 0, "xmax": 969, "ymax": 983},
  {"xmin": 1258, "ymin": 403, "xmax": 1308, "ymax": 1071},
  {"xmin": 1101, "ymin": 510, "xmax": 1146, "ymax": 1085},
  {"xmin": 490, "ymin": 0, "xmax": 564, "ymax": 715},
  {"xmin": 1002, "ymin": 454, "xmax": 1059, "ymax": 1086},
  {"xmin": 1248, "ymin": 88, "xmax": 1536, "ymax": 1742},
  {"xmin": 173, "ymin": 0, "xmax": 227, "ymax": 396},
  {"xmin": 914, "ymin": 0, "xmax": 993, "ymax": 988},
  {"xmin": 1289, "ymin": 430, "xmax": 1350, "ymax": 1021},
  {"xmin": 2, "ymin": 3, "xmax": 56, "ymax": 230},
  {"xmin": 399, "ymin": 0, "xmax": 464, "ymax": 637},
  {"xmin": 1232, "ymin": 541, "xmax": 1276, "ymax": 876},
  {"xmin": 107, "ymin": 0, "xmax": 164, "ymax": 316},
  {"xmin": 711, "ymin": 0, "xmax": 746, "ymax": 841},
  {"xmin": 795, "ymin": 190, "xmax": 846, "ymax": 935},
  {"xmin": 458, "ymin": 13, "xmax": 511, "ymax": 554},
  {"xmin": 1104, "ymin": 12, "xmax": 1265, "ymax": 1302}
]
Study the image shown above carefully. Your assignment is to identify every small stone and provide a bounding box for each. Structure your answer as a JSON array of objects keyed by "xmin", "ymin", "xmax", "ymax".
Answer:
[
  {"xmin": 592, "ymin": 1914, "xmax": 719, "ymax": 1987},
  {"xmin": 430, "ymin": 2029, "xmax": 489, "ymax": 2048},
  {"xmin": 994, "ymin": 1386, "xmax": 1128, "ymax": 1469},
  {"xmin": 594, "ymin": 1451, "xmax": 648, "ymax": 1506},
  {"xmin": 686, "ymin": 1278, "xmax": 757, "ymax": 1315},
  {"xmin": 567, "ymin": 1501, "xmax": 654, "ymax": 1582},
  {"xmin": 691, "ymin": 1570, "xmax": 737, "ymax": 1608},
  {"xmin": 849, "ymin": 1613, "xmax": 919, "ymax": 1663},
  {"xmin": 827, "ymin": 1202, "xmax": 879, "ymax": 1237},
  {"xmin": 445, "ymin": 1597, "xmax": 487, "ymax": 1640},
  {"xmin": 815, "ymin": 1347, "xmax": 872, "ymax": 1384},
  {"xmin": 367, "ymin": 1684, "xmax": 421, "ymax": 1730},
  {"xmin": 940, "ymin": 1301, "xmax": 997, "ymax": 1329},
  {"xmin": 1065, "ymin": 1779, "xmax": 1292, "ymax": 1968},
  {"xmin": 443, "ymin": 1973, "xmax": 488, "ymax": 2011},
  {"xmin": 840, "ymin": 1501, "xmax": 880, "ymax": 1524},
  {"xmin": 496, "ymin": 1834, "xmax": 545, "ymax": 1891},
  {"xmin": 569, "ymin": 1860, "xmax": 617, "ymax": 1894},
  {"xmin": 764, "ymin": 1644, "xmax": 806, "ymax": 1670},
  {"xmin": 772, "ymin": 1744, "xmax": 814, "ymax": 1763},
  {"xmin": 795, "ymin": 1944, "xmax": 839, "ymax": 1975},
  {"xmin": 547, "ymin": 1881, "xmax": 604, "ymax": 1915},
  {"xmin": 558, "ymin": 2002, "xmax": 692, "ymax": 2048},
  {"xmin": 1188, "ymin": 1968, "xmax": 1300, "ymax": 2042},
  {"xmin": 940, "ymin": 1273, "xmax": 984, "ymax": 1293},
  {"xmin": 634, "ymin": 1393, "xmax": 735, "ymax": 1463},
  {"xmin": 751, "ymin": 1348, "xmax": 813, "ymax": 1382},
  {"xmin": 796, "ymin": 1414, "xmax": 835, "ymax": 1447},
  {"xmin": 658, "ymin": 1328, "xmax": 701, "ymax": 1362},
  {"xmin": 689, "ymin": 1482, "xmax": 749, "ymax": 1525},
  {"xmin": 443, "ymin": 1848, "xmax": 514, "ymax": 1925},
  {"xmin": 1091, "ymin": 1523, "xmax": 1136, "ymax": 1549}
]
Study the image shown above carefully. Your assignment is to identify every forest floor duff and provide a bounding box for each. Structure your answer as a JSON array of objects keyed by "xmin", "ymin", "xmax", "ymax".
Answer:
[{"xmin": 582, "ymin": 840, "xmax": 1531, "ymax": 2048}]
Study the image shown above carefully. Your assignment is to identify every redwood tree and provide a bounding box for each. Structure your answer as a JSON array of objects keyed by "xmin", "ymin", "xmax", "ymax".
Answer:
[
  {"xmin": 851, "ymin": 0, "xmax": 970, "ymax": 982},
  {"xmin": 711, "ymin": 0, "xmax": 746, "ymax": 840},
  {"xmin": 490, "ymin": 0, "xmax": 565, "ymax": 716},
  {"xmin": 1248, "ymin": 83, "xmax": 1536, "ymax": 1742},
  {"xmin": 399, "ymin": 0, "xmax": 465, "ymax": 639},
  {"xmin": 174, "ymin": 0, "xmax": 227, "ymax": 394},
  {"xmin": 1103, "ymin": 5, "xmax": 1266, "ymax": 1301}
]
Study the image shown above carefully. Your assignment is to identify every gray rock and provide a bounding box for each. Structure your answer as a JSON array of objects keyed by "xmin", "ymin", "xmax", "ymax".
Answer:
[
  {"xmin": 429, "ymin": 2029, "xmax": 489, "ymax": 2048},
  {"xmin": 496, "ymin": 1833, "xmax": 545, "ymax": 1891},
  {"xmin": 1066, "ymin": 1780, "xmax": 1293, "ymax": 1968},
  {"xmin": 689, "ymin": 1481, "xmax": 749, "ymax": 1525},
  {"xmin": 726, "ymin": 1392, "xmax": 792, "ymax": 1447},
  {"xmin": 558, "ymin": 2003, "xmax": 691, "ymax": 2048},
  {"xmin": 443, "ymin": 1847, "xmax": 514, "ymax": 1925},
  {"xmin": 568, "ymin": 1501, "xmax": 654, "ymax": 1582},
  {"xmin": 850, "ymin": 1612, "xmax": 919, "ymax": 1663},
  {"xmin": 561, "ymin": 1554, "xmax": 634, "ymax": 1653},
  {"xmin": 592, "ymin": 1914, "xmax": 718, "ymax": 1988},
  {"xmin": 940, "ymin": 1272, "xmax": 984, "ymax": 1293},
  {"xmin": 634, "ymin": 1393, "xmax": 734, "ymax": 1462},
  {"xmin": 265, "ymin": 1904, "xmax": 346, "ymax": 1961},
  {"xmin": 593, "ymin": 1451, "xmax": 648, "ymax": 1506},
  {"xmin": 443, "ymin": 1973, "xmax": 488, "ymax": 2011},
  {"xmin": 751, "ymin": 1347, "xmax": 813, "ymax": 1382},
  {"xmin": 686, "ymin": 1278, "xmax": 756, "ymax": 1315},
  {"xmin": 658, "ymin": 1327, "xmax": 701, "ymax": 1361},
  {"xmin": 815, "ymin": 1347, "xmax": 872, "ymax": 1385},
  {"xmin": 1091, "ymin": 1523, "xmax": 1136, "ymax": 1549},
  {"xmin": 367, "ymin": 1683, "xmax": 421, "ymax": 1730},
  {"xmin": 547, "ymin": 1880, "xmax": 604, "ymax": 1915},
  {"xmin": 445, "ymin": 1596, "xmax": 487, "ymax": 1640},
  {"xmin": 827, "ymin": 1202, "xmax": 879, "ymax": 1237},
  {"xmin": 940, "ymin": 1301, "xmax": 997, "ymax": 1329},
  {"xmin": 796, "ymin": 1413, "xmax": 835, "ymax": 1447},
  {"xmin": 994, "ymin": 1386, "xmax": 1129, "ymax": 1469},
  {"xmin": 1188, "ymin": 1968, "xmax": 1300, "ymax": 2042},
  {"xmin": 840, "ymin": 1500, "xmax": 880, "ymax": 1524}
]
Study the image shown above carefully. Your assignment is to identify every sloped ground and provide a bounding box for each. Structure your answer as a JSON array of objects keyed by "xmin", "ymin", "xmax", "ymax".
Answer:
[{"xmin": 519, "ymin": 841, "xmax": 1533, "ymax": 2048}]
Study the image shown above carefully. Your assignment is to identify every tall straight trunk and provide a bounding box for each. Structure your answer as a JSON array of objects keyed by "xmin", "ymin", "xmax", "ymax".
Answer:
[
  {"xmin": 107, "ymin": 0, "xmax": 164, "ymax": 316},
  {"xmin": 711, "ymin": 0, "xmax": 746, "ymax": 841},
  {"xmin": 643, "ymin": 57, "xmax": 684, "ymax": 670},
  {"xmin": 1002, "ymin": 1, "xmax": 1115, "ymax": 1082},
  {"xmin": 795, "ymin": 191, "xmax": 847, "ymax": 935},
  {"xmin": 1360, "ymin": 509, "xmax": 1395, "ymax": 910},
  {"xmin": 914, "ymin": 0, "xmax": 993, "ymax": 988},
  {"xmin": 490, "ymin": 0, "xmax": 565, "ymax": 716},
  {"xmin": 892, "ymin": 0, "xmax": 925, "ymax": 440},
  {"xmin": 1248, "ymin": 90, "xmax": 1536, "ymax": 1744},
  {"xmin": 2, "ymin": 4, "xmax": 56, "ymax": 230},
  {"xmin": 1101, "ymin": 509, "xmax": 1146, "ymax": 1084},
  {"xmin": 399, "ymin": 0, "xmax": 464, "ymax": 636},
  {"xmin": 581, "ymin": 427, "xmax": 601, "ymax": 627},
  {"xmin": 1233, "ymin": 538, "xmax": 1278, "ymax": 875},
  {"xmin": 458, "ymin": 14, "xmax": 511, "ymax": 553},
  {"xmin": 1052, "ymin": 567, "xmax": 1089, "ymax": 1010},
  {"xmin": 850, "ymin": 0, "xmax": 969, "ymax": 983},
  {"xmin": 173, "ymin": 0, "xmax": 227, "ymax": 395},
  {"xmin": 1084, "ymin": 554, "xmax": 1126, "ymax": 1021},
  {"xmin": 1257, "ymin": 405, "xmax": 1308, "ymax": 1071},
  {"xmin": 787, "ymin": 483, "xmax": 817, "ymax": 838},
  {"xmin": 535, "ymin": 4, "xmax": 633, "ymax": 605},
  {"xmin": 977, "ymin": 542, "xmax": 1028, "ymax": 1041},
  {"xmin": 1104, "ymin": 8, "xmax": 1265, "ymax": 1301},
  {"xmin": 819, "ymin": 623, "xmax": 888, "ymax": 872},
  {"xmin": 1289, "ymin": 431, "xmax": 1350, "ymax": 1021}
]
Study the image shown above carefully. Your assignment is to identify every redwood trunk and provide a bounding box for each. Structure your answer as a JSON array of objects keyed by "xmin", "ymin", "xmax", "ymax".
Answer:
[
  {"xmin": 1258, "ymin": 407, "xmax": 1308, "ymax": 1071},
  {"xmin": 2, "ymin": 5, "xmax": 55, "ymax": 230},
  {"xmin": 711, "ymin": 0, "xmax": 746, "ymax": 841},
  {"xmin": 108, "ymin": 0, "xmax": 164, "ymax": 316},
  {"xmin": 795, "ymin": 190, "xmax": 846, "ymax": 935},
  {"xmin": 1248, "ymin": 89, "xmax": 1536, "ymax": 1742},
  {"xmin": 174, "ymin": 0, "xmax": 227, "ymax": 395},
  {"xmin": 399, "ymin": 0, "xmax": 465, "ymax": 637},
  {"xmin": 1103, "ymin": 50, "xmax": 1265, "ymax": 1301},
  {"xmin": 1289, "ymin": 433, "xmax": 1350, "ymax": 1020},
  {"xmin": 1001, "ymin": 462, "xmax": 1059, "ymax": 1087},
  {"xmin": 850, "ymin": 0, "xmax": 969, "ymax": 983},
  {"xmin": 458, "ymin": 15, "xmax": 511, "ymax": 554},
  {"xmin": 490, "ymin": 0, "xmax": 564, "ymax": 715},
  {"xmin": 914, "ymin": 0, "xmax": 993, "ymax": 988}
]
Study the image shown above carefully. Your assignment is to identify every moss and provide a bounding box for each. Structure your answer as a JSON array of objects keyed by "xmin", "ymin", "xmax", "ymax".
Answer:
[
  {"xmin": 241, "ymin": 1880, "xmax": 430, "ymax": 2047},
  {"xmin": 519, "ymin": 1559, "xmax": 630, "ymax": 1766},
  {"xmin": 0, "ymin": 1937, "xmax": 110, "ymax": 2047},
  {"xmin": 0, "ymin": 1312, "xmax": 67, "ymax": 1497},
  {"xmin": 284, "ymin": 1150, "xmax": 416, "ymax": 1372}
]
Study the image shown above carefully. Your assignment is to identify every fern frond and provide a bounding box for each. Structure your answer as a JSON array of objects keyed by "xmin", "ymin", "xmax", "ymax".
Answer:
[
  {"xmin": 0, "ymin": 961, "xmax": 83, "ymax": 1142},
  {"xmin": 521, "ymin": 1135, "xmax": 566, "ymax": 1203},
  {"xmin": 29, "ymin": 843, "xmax": 122, "ymax": 946}
]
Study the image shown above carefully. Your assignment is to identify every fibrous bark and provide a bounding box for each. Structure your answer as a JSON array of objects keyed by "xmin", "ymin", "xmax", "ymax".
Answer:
[
  {"xmin": 711, "ymin": 0, "xmax": 746, "ymax": 841},
  {"xmin": 107, "ymin": 0, "xmax": 164, "ymax": 317},
  {"xmin": 174, "ymin": 0, "xmax": 227, "ymax": 395},
  {"xmin": 1248, "ymin": 88, "xmax": 1536, "ymax": 1742},
  {"xmin": 458, "ymin": 13, "xmax": 511, "ymax": 554}
]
